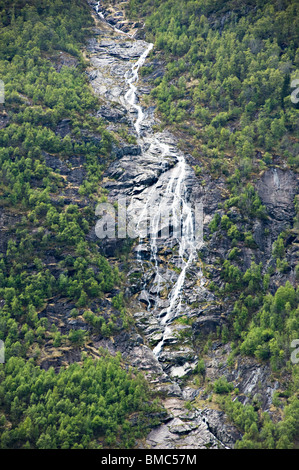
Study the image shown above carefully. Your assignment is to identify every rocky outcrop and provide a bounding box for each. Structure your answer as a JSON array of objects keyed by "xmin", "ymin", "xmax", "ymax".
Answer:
[
  {"xmin": 90, "ymin": 0, "xmax": 144, "ymax": 36},
  {"xmin": 256, "ymin": 168, "xmax": 297, "ymax": 232},
  {"xmin": 55, "ymin": 119, "xmax": 72, "ymax": 138},
  {"xmin": 192, "ymin": 313, "xmax": 226, "ymax": 337},
  {"xmin": 43, "ymin": 152, "xmax": 87, "ymax": 187},
  {"xmin": 142, "ymin": 398, "xmax": 241, "ymax": 449},
  {"xmin": 97, "ymin": 104, "xmax": 128, "ymax": 122},
  {"xmin": 50, "ymin": 51, "xmax": 78, "ymax": 72},
  {"xmin": 202, "ymin": 342, "xmax": 279, "ymax": 413}
]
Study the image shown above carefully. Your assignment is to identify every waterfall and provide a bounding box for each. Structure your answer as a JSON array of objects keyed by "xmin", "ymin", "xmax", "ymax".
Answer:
[
  {"xmin": 122, "ymin": 56, "xmax": 199, "ymax": 358},
  {"xmin": 95, "ymin": 1, "xmax": 133, "ymax": 36},
  {"xmin": 152, "ymin": 152, "xmax": 199, "ymax": 358},
  {"xmin": 95, "ymin": 3, "xmax": 201, "ymax": 360},
  {"xmin": 95, "ymin": 1, "xmax": 104, "ymax": 19},
  {"xmin": 124, "ymin": 43, "xmax": 154, "ymax": 136}
]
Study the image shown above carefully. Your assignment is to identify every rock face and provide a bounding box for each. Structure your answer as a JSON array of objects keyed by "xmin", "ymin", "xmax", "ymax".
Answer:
[
  {"xmin": 85, "ymin": 0, "xmax": 298, "ymax": 449},
  {"xmin": 256, "ymin": 168, "xmax": 297, "ymax": 233},
  {"xmin": 97, "ymin": 104, "xmax": 128, "ymax": 122},
  {"xmin": 50, "ymin": 51, "xmax": 78, "ymax": 72},
  {"xmin": 0, "ymin": 111, "xmax": 9, "ymax": 129},
  {"xmin": 143, "ymin": 398, "xmax": 241, "ymax": 449},
  {"xmin": 203, "ymin": 342, "xmax": 279, "ymax": 412}
]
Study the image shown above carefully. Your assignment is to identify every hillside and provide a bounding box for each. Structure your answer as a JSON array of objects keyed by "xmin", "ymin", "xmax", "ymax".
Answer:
[{"xmin": 0, "ymin": 0, "xmax": 298, "ymax": 450}]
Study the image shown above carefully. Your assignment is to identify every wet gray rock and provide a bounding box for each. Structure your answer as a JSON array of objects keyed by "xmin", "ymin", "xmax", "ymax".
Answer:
[
  {"xmin": 114, "ymin": 144, "xmax": 142, "ymax": 158},
  {"xmin": 0, "ymin": 111, "xmax": 9, "ymax": 129},
  {"xmin": 106, "ymin": 15, "xmax": 118, "ymax": 25},
  {"xmin": 204, "ymin": 342, "xmax": 279, "ymax": 412},
  {"xmin": 143, "ymin": 398, "xmax": 236, "ymax": 449},
  {"xmin": 52, "ymin": 52, "xmax": 78, "ymax": 72},
  {"xmin": 43, "ymin": 152, "xmax": 86, "ymax": 186},
  {"xmin": 84, "ymin": 8, "xmax": 297, "ymax": 450},
  {"xmin": 159, "ymin": 347, "xmax": 196, "ymax": 365},
  {"xmin": 256, "ymin": 168, "xmax": 297, "ymax": 233},
  {"xmin": 55, "ymin": 119, "xmax": 71, "ymax": 138},
  {"xmin": 192, "ymin": 314, "xmax": 225, "ymax": 336},
  {"xmin": 104, "ymin": 141, "xmax": 178, "ymax": 198},
  {"xmin": 182, "ymin": 387, "xmax": 200, "ymax": 401},
  {"xmin": 200, "ymin": 409, "xmax": 242, "ymax": 446},
  {"xmin": 97, "ymin": 104, "xmax": 127, "ymax": 122}
]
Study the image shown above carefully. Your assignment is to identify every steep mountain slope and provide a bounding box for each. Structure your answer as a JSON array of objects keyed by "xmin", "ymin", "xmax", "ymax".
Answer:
[
  {"xmin": 0, "ymin": 0, "xmax": 298, "ymax": 450},
  {"xmin": 96, "ymin": 0, "xmax": 299, "ymax": 449}
]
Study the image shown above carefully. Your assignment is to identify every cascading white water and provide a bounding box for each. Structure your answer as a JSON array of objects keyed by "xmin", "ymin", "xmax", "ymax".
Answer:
[
  {"xmin": 126, "ymin": 118, "xmax": 198, "ymax": 359},
  {"xmin": 121, "ymin": 36, "xmax": 199, "ymax": 359},
  {"xmin": 124, "ymin": 43, "xmax": 154, "ymax": 136},
  {"xmin": 95, "ymin": 4, "xmax": 200, "ymax": 360},
  {"xmin": 152, "ymin": 154, "xmax": 198, "ymax": 358},
  {"xmin": 273, "ymin": 168, "xmax": 280, "ymax": 189},
  {"xmin": 95, "ymin": 1, "xmax": 133, "ymax": 36},
  {"xmin": 95, "ymin": 1, "xmax": 105, "ymax": 20}
]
